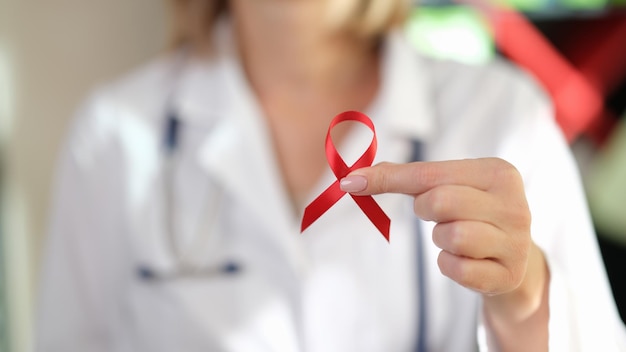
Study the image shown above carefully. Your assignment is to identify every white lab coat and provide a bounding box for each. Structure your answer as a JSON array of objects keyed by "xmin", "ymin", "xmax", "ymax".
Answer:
[{"xmin": 36, "ymin": 25, "xmax": 626, "ymax": 352}]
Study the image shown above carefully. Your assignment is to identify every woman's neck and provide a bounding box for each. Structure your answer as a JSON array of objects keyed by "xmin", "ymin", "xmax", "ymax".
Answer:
[{"xmin": 230, "ymin": 0, "xmax": 380, "ymax": 113}]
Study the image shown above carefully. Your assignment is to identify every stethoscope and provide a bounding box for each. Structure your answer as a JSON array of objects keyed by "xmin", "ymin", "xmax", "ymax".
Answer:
[
  {"xmin": 136, "ymin": 108, "xmax": 243, "ymax": 282},
  {"xmin": 134, "ymin": 59, "xmax": 429, "ymax": 352}
]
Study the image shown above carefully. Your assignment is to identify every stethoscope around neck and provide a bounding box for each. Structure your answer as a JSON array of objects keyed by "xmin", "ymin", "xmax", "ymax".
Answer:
[
  {"xmin": 135, "ymin": 108, "xmax": 243, "ymax": 282},
  {"xmin": 131, "ymin": 51, "xmax": 242, "ymax": 281},
  {"xmin": 133, "ymin": 61, "xmax": 429, "ymax": 352}
]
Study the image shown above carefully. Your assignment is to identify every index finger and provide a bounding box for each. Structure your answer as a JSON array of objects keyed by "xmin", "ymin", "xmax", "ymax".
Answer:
[{"xmin": 340, "ymin": 158, "xmax": 519, "ymax": 196}]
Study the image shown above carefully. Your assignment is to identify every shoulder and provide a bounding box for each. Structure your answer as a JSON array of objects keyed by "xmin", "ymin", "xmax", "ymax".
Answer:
[
  {"xmin": 82, "ymin": 54, "xmax": 179, "ymax": 124},
  {"xmin": 425, "ymin": 56, "xmax": 551, "ymax": 116},
  {"xmin": 404, "ymin": 51, "xmax": 568, "ymax": 178},
  {"xmin": 419, "ymin": 55, "xmax": 556, "ymax": 159},
  {"xmin": 61, "ymin": 55, "xmax": 182, "ymax": 169}
]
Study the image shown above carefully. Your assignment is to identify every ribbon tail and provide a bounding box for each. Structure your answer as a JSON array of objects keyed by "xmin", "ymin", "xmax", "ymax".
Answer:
[
  {"xmin": 351, "ymin": 195, "xmax": 391, "ymax": 241},
  {"xmin": 301, "ymin": 181, "xmax": 346, "ymax": 232}
]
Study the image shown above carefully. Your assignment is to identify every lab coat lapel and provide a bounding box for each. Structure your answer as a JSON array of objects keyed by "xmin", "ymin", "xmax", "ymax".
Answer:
[
  {"xmin": 174, "ymin": 37, "xmax": 308, "ymax": 277},
  {"xmin": 379, "ymin": 32, "xmax": 437, "ymax": 143}
]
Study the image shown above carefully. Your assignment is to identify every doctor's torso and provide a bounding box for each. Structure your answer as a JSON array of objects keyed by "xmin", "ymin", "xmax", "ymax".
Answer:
[{"xmin": 38, "ymin": 28, "xmax": 560, "ymax": 352}]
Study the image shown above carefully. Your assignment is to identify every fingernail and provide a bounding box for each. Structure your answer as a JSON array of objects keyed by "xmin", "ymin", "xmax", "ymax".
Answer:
[{"xmin": 340, "ymin": 175, "xmax": 367, "ymax": 193}]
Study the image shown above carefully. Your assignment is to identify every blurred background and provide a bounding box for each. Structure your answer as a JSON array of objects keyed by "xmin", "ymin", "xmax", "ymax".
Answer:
[{"xmin": 0, "ymin": 0, "xmax": 624, "ymax": 351}]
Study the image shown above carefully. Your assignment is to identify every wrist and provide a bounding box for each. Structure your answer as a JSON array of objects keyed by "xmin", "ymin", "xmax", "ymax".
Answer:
[{"xmin": 481, "ymin": 243, "xmax": 550, "ymax": 351}]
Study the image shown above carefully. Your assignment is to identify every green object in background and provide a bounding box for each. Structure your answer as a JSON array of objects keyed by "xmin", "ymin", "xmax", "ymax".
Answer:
[
  {"xmin": 405, "ymin": 6, "xmax": 495, "ymax": 65},
  {"xmin": 558, "ymin": 0, "xmax": 607, "ymax": 11},
  {"xmin": 506, "ymin": 0, "xmax": 548, "ymax": 12},
  {"xmin": 587, "ymin": 115, "xmax": 626, "ymax": 247}
]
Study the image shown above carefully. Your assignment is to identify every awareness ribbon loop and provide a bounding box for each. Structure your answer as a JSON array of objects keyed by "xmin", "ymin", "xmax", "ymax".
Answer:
[{"xmin": 300, "ymin": 111, "xmax": 391, "ymax": 241}]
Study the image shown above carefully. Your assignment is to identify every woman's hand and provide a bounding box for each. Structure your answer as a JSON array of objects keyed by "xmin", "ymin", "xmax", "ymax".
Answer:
[{"xmin": 340, "ymin": 158, "xmax": 549, "ymax": 351}]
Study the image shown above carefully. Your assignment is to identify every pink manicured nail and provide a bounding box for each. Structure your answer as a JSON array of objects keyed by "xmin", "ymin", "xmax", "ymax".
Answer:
[{"xmin": 340, "ymin": 175, "xmax": 368, "ymax": 193}]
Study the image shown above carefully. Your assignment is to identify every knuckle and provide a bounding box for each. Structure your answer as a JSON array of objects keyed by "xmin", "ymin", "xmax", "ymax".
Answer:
[
  {"xmin": 473, "ymin": 276, "xmax": 496, "ymax": 294},
  {"xmin": 517, "ymin": 207, "xmax": 532, "ymax": 229},
  {"xmin": 432, "ymin": 223, "xmax": 465, "ymax": 254},
  {"xmin": 514, "ymin": 237, "xmax": 531, "ymax": 267},
  {"xmin": 490, "ymin": 158, "xmax": 522, "ymax": 186},
  {"xmin": 374, "ymin": 162, "xmax": 394, "ymax": 193},
  {"xmin": 458, "ymin": 264, "xmax": 492, "ymax": 293},
  {"xmin": 431, "ymin": 223, "xmax": 444, "ymax": 248},
  {"xmin": 413, "ymin": 162, "xmax": 439, "ymax": 186},
  {"xmin": 428, "ymin": 188, "xmax": 453, "ymax": 220},
  {"xmin": 378, "ymin": 171, "xmax": 390, "ymax": 194},
  {"xmin": 379, "ymin": 166, "xmax": 391, "ymax": 193},
  {"xmin": 438, "ymin": 251, "xmax": 471, "ymax": 288},
  {"xmin": 455, "ymin": 264, "xmax": 472, "ymax": 288},
  {"xmin": 498, "ymin": 255, "xmax": 527, "ymax": 292},
  {"xmin": 504, "ymin": 220, "xmax": 531, "ymax": 258},
  {"xmin": 438, "ymin": 253, "xmax": 501, "ymax": 294},
  {"xmin": 502, "ymin": 202, "xmax": 532, "ymax": 231},
  {"xmin": 447, "ymin": 222, "xmax": 466, "ymax": 253},
  {"xmin": 506, "ymin": 265, "xmax": 526, "ymax": 291},
  {"xmin": 473, "ymin": 267, "xmax": 507, "ymax": 295},
  {"xmin": 514, "ymin": 267, "xmax": 526, "ymax": 287},
  {"xmin": 436, "ymin": 251, "xmax": 452, "ymax": 276}
]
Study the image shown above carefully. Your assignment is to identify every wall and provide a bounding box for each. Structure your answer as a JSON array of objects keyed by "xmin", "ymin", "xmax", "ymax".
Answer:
[{"xmin": 0, "ymin": 1, "xmax": 167, "ymax": 350}]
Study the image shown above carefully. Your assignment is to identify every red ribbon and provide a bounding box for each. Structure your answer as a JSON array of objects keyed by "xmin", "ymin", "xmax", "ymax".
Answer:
[{"xmin": 300, "ymin": 111, "xmax": 391, "ymax": 241}]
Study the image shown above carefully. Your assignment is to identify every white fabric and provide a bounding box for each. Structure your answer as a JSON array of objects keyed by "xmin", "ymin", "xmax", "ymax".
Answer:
[{"xmin": 36, "ymin": 25, "xmax": 626, "ymax": 352}]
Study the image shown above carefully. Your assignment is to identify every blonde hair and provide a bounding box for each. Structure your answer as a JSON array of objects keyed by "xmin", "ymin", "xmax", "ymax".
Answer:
[{"xmin": 169, "ymin": 0, "xmax": 411, "ymax": 51}]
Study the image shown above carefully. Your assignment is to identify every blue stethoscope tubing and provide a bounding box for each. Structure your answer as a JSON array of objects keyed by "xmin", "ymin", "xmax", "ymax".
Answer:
[{"xmin": 411, "ymin": 140, "xmax": 428, "ymax": 352}]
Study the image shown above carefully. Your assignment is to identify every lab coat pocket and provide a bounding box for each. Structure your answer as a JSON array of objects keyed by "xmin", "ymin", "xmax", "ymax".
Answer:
[{"xmin": 127, "ymin": 270, "xmax": 301, "ymax": 352}]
